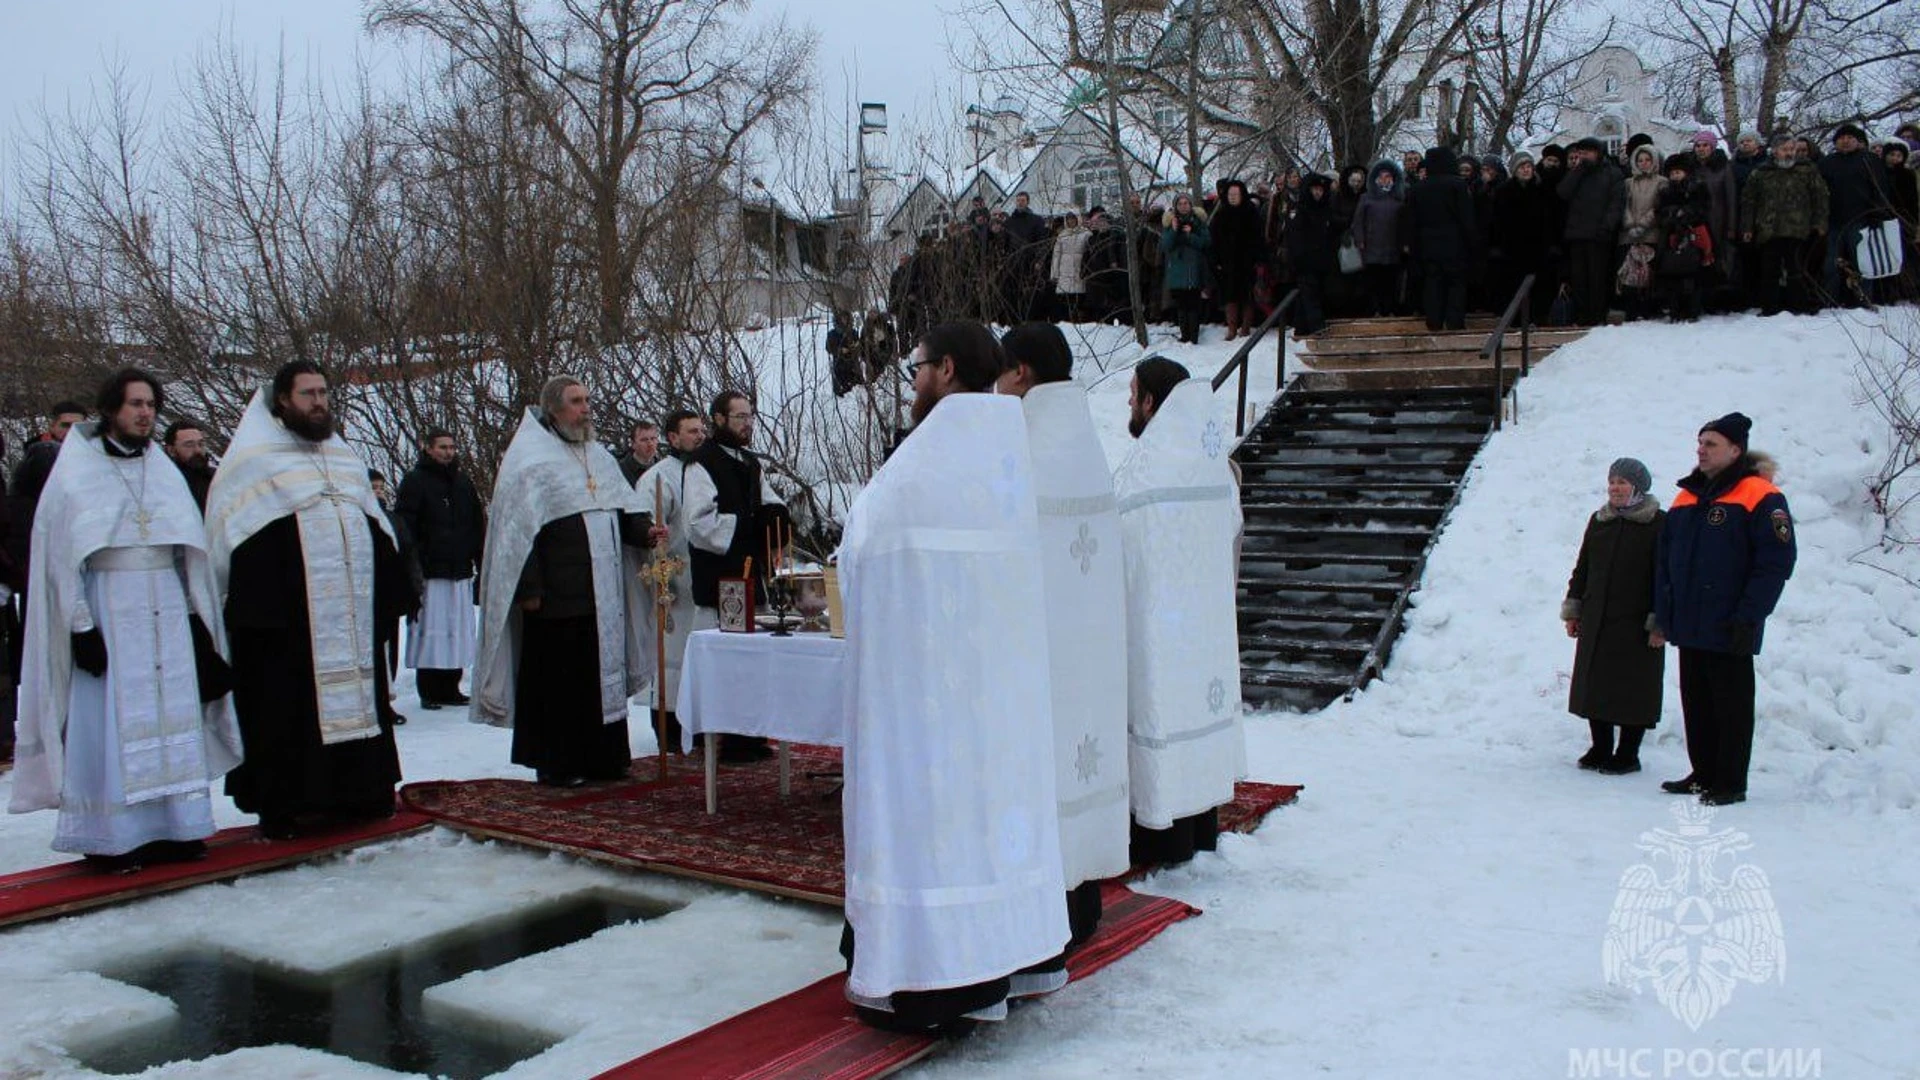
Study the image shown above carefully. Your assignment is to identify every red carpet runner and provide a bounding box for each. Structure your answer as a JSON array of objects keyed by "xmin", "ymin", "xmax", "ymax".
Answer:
[
  {"xmin": 593, "ymin": 882, "xmax": 1200, "ymax": 1080},
  {"xmin": 0, "ymin": 811, "xmax": 432, "ymax": 929},
  {"xmin": 402, "ymin": 749, "xmax": 1302, "ymax": 905}
]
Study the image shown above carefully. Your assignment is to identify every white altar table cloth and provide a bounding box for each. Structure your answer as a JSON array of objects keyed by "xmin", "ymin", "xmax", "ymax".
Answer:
[{"xmin": 673, "ymin": 629, "xmax": 847, "ymax": 812}]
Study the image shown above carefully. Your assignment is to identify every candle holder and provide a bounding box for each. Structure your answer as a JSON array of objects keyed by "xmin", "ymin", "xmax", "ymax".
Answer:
[{"xmin": 765, "ymin": 573, "xmax": 796, "ymax": 636}]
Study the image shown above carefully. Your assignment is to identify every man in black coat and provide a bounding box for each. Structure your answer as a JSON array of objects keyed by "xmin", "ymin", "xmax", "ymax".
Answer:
[
  {"xmin": 395, "ymin": 429, "xmax": 487, "ymax": 709},
  {"xmin": 1816, "ymin": 123, "xmax": 1895, "ymax": 305},
  {"xmin": 1557, "ymin": 137, "xmax": 1627, "ymax": 326},
  {"xmin": 162, "ymin": 418, "xmax": 216, "ymax": 513},
  {"xmin": 616, "ymin": 420, "xmax": 660, "ymax": 487},
  {"xmin": 1004, "ymin": 192, "xmax": 1048, "ymax": 247},
  {"xmin": 1491, "ymin": 152, "xmax": 1561, "ymax": 322},
  {"xmin": 1404, "ymin": 147, "xmax": 1476, "ymax": 331}
]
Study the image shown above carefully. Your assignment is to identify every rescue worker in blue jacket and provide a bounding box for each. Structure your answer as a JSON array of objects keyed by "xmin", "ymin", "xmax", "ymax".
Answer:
[{"xmin": 1653, "ymin": 412, "xmax": 1796, "ymax": 805}]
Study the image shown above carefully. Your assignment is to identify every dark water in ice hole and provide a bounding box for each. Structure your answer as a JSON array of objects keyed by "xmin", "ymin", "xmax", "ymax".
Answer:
[{"xmin": 79, "ymin": 891, "xmax": 680, "ymax": 1079}]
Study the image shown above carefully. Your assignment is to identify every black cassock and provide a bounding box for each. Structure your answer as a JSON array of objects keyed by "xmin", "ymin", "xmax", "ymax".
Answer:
[
  {"xmin": 509, "ymin": 510, "xmax": 653, "ymax": 781},
  {"xmin": 224, "ymin": 514, "xmax": 407, "ymax": 824}
]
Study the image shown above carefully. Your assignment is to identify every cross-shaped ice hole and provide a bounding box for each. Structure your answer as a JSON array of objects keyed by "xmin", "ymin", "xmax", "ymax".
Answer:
[{"xmin": 78, "ymin": 890, "xmax": 680, "ymax": 1079}]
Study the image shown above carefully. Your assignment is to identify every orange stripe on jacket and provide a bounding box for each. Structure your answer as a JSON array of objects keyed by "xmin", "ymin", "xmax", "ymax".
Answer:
[{"xmin": 1670, "ymin": 474, "xmax": 1780, "ymax": 511}]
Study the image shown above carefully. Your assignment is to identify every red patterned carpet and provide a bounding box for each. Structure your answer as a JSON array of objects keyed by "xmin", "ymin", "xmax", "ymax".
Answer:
[
  {"xmin": 592, "ymin": 881, "xmax": 1201, "ymax": 1080},
  {"xmin": 0, "ymin": 811, "xmax": 433, "ymax": 929},
  {"xmin": 402, "ymin": 748, "xmax": 1301, "ymax": 906}
]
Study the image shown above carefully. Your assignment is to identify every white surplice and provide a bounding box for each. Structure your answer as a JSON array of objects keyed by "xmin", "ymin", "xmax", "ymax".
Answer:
[
  {"xmin": 205, "ymin": 389, "xmax": 395, "ymax": 746},
  {"xmin": 406, "ymin": 577, "xmax": 476, "ymax": 670},
  {"xmin": 471, "ymin": 409, "xmax": 652, "ymax": 729},
  {"xmin": 9, "ymin": 424, "xmax": 243, "ymax": 854},
  {"xmin": 1019, "ymin": 382, "xmax": 1131, "ymax": 888},
  {"xmin": 634, "ymin": 454, "xmax": 694, "ymax": 709},
  {"xmin": 839, "ymin": 392, "xmax": 1068, "ymax": 999},
  {"xmin": 1111, "ymin": 378, "xmax": 1247, "ymax": 829}
]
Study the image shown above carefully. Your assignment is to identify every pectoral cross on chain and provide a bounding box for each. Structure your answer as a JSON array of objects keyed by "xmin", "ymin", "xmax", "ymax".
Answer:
[{"xmin": 133, "ymin": 510, "xmax": 153, "ymax": 540}]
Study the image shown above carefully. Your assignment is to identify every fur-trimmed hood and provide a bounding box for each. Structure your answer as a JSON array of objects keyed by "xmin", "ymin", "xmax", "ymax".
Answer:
[{"xmin": 1162, "ymin": 205, "xmax": 1210, "ymax": 228}]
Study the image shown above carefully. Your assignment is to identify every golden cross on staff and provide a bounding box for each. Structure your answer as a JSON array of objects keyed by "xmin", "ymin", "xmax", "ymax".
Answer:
[{"xmin": 638, "ymin": 473, "xmax": 687, "ymax": 780}]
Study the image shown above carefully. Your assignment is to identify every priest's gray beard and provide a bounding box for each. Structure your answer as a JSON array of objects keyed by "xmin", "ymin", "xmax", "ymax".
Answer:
[{"xmin": 554, "ymin": 418, "xmax": 595, "ymax": 444}]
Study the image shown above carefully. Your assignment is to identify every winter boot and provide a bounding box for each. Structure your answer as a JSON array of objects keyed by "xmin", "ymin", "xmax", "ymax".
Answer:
[
  {"xmin": 1578, "ymin": 720, "xmax": 1614, "ymax": 770},
  {"xmin": 1600, "ymin": 727, "xmax": 1644, "ymax": 774}
]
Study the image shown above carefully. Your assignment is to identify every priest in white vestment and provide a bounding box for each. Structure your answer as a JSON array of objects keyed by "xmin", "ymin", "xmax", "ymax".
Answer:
[
  {"xmin": 996, "ymin": 323, "xmax": 1130, "ymax": 949},
  {"xmin": 1113, "ymin": 358, "xmax": 1247, "ymax": 866},
  {"xmin": 838, "ymin": 320, "xmax": 1069, "ymax": 1034},
  {"xmin": 472, "ymin": 377, "xmax": 663, "ymax": 786},
  {"xmin": 632, "ymin": 409, "xmax": 706, "ymax": 751},
  {"xmin": 10, "ymin": 370, "xmax": 242, "ymax": 869},
  {"xmin": 207, "ymin": 361, "xmax": 407, "ymax": 839}
]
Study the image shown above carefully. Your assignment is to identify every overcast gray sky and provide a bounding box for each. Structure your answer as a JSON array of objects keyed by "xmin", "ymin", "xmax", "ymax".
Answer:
[{"xmin": 0, "ymin": 0, "xmax": 960, "ymax": 143}]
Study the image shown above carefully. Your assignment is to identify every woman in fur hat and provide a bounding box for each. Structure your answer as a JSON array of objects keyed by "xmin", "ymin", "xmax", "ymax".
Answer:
[
  {"xmin": 1160, "ymin": 193, "xmax": 1212, "ymax": 343},
  {"xmin": 1563, "ymin": 458, "xmax": 1666, "ymax": 774},
  {"xmin": 1655, "ymin": 154, "xmax": 1715, "ymax": 320}
]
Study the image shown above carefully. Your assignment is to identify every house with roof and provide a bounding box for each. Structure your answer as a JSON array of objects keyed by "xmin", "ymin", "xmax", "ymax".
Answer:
[{"xmin": 1537, "ymin": 46, "xmax": 1696, "ymax": 158}]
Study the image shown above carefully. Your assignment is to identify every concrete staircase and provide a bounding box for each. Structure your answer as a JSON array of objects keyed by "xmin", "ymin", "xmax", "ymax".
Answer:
[{"xmin": 1233, "ymin": 317, "xmax": 1585, "ymax": 709}]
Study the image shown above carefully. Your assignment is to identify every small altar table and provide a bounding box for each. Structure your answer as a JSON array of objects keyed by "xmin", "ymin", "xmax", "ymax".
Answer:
[{"xmin": 674, "ymin": 629, "xmax": 847, "ymax": 813}]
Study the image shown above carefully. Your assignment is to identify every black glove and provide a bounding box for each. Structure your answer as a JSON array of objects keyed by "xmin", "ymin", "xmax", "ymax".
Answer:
[
  {"xmin": 72, "ymin": 628, "xmax": 109, "ymax": 678},
  {"xmin": 188, "ymin": 614, "xmax": 233, "ymax": 703},
  {"xmin": 1724, "ymin": 621, "xmax": 1757, "ymax": 654}
]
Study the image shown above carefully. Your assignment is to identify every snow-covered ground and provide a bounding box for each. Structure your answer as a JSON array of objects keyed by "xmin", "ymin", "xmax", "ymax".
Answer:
[{"xmin": 2, "ymin": 312, "xmax": 1916, "ymax": 1079}]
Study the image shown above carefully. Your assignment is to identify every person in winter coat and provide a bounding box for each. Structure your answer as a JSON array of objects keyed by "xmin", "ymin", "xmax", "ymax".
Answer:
[
  {"xmin": 1563, "ymin": 457, "xmax": 1666, "ymax": 775},
  {"xmin": 1689, "ymin": 133, "xmax": 1740, "ymax": 270},
  {"xmin": 1731, "ymin": 132, "xmax": 1767, "ymax": 189},
  {"xmin": 1558, "ymin": 137, "xmax": 1627, "ymax": 326},
  {"xmin": 1740, "ymin": 135, "xmax": 1831, "ymax": 316},
  {"xmin": 1084, "ymin": 207, "xmax": 1132, "ymax": 324},
  {"xmin": 1210, "ymin": 180, "xmax": 1266, "ymax": 339},
  {"xmin": 1284, "ymin": 175, "xmax": 1341, "ymax": 336},
  {"xmin": 1655, "ymin": 155, "xmax": 1715, "ymax": 321},
  {"xmin": 1880, "ymin": 141, "xmax": 1918, "ymax": 302},
  {"xmin": 1817, "ymin": 123, "xmax": 1894, "ymax": 304},
  {"xmin": 1265, "ymin": 168, "xmax": 1301, "ymax": 273},
  {"xmin": 1489, "ymin": 152, "xmax": 1559, "ymax": 321},
  {"xmin": 1616, "ymin": 145, "xmax": 1668, "ymax": 321},
  {"xmin": 1160, "ymin": 195, "xmax": 1212, "ymax": 343},
  {"xmin": 1403, "ymin": 147, "xmax": 1476, "ymax": 331},
  {"xmin": 1350, "ymin": 162, "xmax": 1407, "ymax": 315},
  {"xmin": 1654, "ymin": 412, "xmax": 1796, "ymax": 806},
  {"xmin": 1329, "ymin": 166, "xmax": 1370, "ymax": 316},
  {"xmin": 395, "ymin": 430, "xmax": 488, "ymax": 710},
  {"xmin": 1049, "ymin": 212, "xmax": 1091, "ymax": 321}
]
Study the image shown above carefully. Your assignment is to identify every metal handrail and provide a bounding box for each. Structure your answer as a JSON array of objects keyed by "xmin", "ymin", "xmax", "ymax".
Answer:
[
  {"xmin": 1479, "ymin": 274, "xmax": 1537, "ymax": 431},
  {"xmin": 1210, "ymin": 289, "xmax": 1300, "ymax": 438}
]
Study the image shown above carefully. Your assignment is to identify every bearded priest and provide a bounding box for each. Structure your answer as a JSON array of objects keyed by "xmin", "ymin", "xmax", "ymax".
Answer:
[
  {"xmin": 206, "ymin": 361, "xmax": 409, "ymax": 840},
  {"xmin": 1113, "ymin": 357, "xmax": 1246, "ymax": 866},
  {"xmin": 10, "ymin": 369, "xmax": 243, "ymax": 870},
  {"xmin": 472, "ymin": 377, "xmax": 665, "ymax": 787},
  {"xmin": 837, "ymin": 320, "xmax": 1069, "ymax": 1034},
  {"xmin": 994, "ymin": 323, "xmax": 1129, "ymax": 950}
]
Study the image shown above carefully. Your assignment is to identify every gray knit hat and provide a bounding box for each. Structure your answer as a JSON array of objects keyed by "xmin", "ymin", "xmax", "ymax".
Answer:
[
  {"xmin": 1509, "ymin": 150, "xmax": 1535, "ymax": 171},
  {"xmin": 1609, "ymin": 457, "xmax": 1653, "ymax": 497}
]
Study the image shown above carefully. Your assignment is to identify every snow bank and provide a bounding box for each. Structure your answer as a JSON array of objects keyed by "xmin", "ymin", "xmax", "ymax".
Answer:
[{"xmin": 1335, "ymin": 309, "xmax": 1920, "ymax": 812}]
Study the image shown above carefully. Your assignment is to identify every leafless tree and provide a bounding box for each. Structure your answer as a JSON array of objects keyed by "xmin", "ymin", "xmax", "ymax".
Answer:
[
  {"xmin": 367, "ymin": 0, "xmax": 815, "ymax": 346},
  {"xmin": 1455, "ymin": 0, "xmax": 1613, "ymax": 154},
  {"xmin": 1638, "ymin": 0, "xmax": 1919, "ymax": 138}
]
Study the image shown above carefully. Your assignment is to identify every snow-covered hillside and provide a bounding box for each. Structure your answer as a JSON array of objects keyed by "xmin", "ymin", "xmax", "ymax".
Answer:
[{"xmin": 1, "ymin": 311, "xmax": 1914, "ymax": 1079}]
